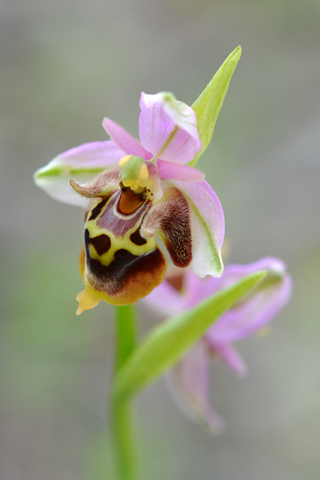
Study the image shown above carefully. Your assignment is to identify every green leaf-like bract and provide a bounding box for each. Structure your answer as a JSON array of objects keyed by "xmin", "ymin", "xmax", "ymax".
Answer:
[
  {"xmin": 112, "ymin": 269, "xmax": 266, "ymax": 402},
  {"xmin": 189, "ymin": 46, "xmax": 242, "ymax": 167}
]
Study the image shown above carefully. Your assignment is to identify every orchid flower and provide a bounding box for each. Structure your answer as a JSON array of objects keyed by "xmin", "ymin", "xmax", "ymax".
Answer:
[
  {"xmin": 34, "ymin": 92, "xmax": 225, "ymax": 313},
  {"xmin": 143, "ymin": 257, "xmax": 292, "ymax": 431}
]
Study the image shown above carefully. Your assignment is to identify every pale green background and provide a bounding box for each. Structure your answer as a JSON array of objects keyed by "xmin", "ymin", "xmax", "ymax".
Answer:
[{"xmin": 1, "ymin": 0, "xmax": 320, "ymax": 479}]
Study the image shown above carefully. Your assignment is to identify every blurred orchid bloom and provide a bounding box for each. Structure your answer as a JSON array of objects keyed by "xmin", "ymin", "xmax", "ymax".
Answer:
[
  {"xmin": 34, "ymin": 92, "xmax": 224, "ymax": 313},
  {"xmin": 143, "ymin": 257, "xmax": 292, "ymax": 431}
]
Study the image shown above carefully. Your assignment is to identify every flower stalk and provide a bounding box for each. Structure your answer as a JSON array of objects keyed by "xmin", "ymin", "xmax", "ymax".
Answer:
[
  {"xmin": 111, "ymin": 305, "xmax": 138, "ymax": 480},
  {"xmin": 110, "ymin": 396, "xmax": 137, "ymax": 480},
  {"xmin": 114, "ymin": 305, "xmax": 136, "ymax": 372}
]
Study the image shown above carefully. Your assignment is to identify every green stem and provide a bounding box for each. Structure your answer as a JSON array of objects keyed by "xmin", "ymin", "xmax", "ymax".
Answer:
[
  {"xmin": 110, "ymin": 395, "xmax": 137, "ymax": 480},
  {"xmin": 114, "ymin": 305, "xmax": 136, "ymax": 372},
  {"xmin": 111, "ymin": 305, "xmax": 138, "ymax": 480}
]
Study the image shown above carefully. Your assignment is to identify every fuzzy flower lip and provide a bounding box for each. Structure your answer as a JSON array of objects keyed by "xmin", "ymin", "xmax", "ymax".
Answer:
[
  {"xmin": 143, "ymin": 257, "xmax": 292, "ymax": 430},
  {"xmin": 34, "ymin": 91, "xmax": 225, "ymax": 311}
]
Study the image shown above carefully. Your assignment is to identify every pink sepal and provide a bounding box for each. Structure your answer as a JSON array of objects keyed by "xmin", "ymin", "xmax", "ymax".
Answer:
[
  {"xmin": 171, "ymin": 179, "xmax": 225, "ymax": 277},
  {"xmin": 139, "ymin": 92, "xmax": 201, "ymax": 164}
]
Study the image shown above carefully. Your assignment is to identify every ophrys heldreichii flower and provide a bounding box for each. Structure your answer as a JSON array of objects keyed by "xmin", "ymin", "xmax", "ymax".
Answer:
[{"xmin": 34, "ymin": 92, "xmax": 225, "ymax": 313}]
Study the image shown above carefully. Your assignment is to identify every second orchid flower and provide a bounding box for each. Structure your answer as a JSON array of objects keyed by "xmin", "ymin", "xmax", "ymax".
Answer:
[{"xmin": 143, "ymin": 257, "xmax": 292, "ymax": 430}]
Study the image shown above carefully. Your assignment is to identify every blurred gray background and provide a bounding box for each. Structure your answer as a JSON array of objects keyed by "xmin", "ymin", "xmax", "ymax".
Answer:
[{"xmin": 1, "ymin": 0, "xmax": 320, "ymax": 479}]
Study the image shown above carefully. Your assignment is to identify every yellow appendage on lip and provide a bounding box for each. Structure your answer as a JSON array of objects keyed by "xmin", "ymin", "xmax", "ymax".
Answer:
[{"xmin": 76, "ymin": 287, "xmax": 101, "ymax": 315}]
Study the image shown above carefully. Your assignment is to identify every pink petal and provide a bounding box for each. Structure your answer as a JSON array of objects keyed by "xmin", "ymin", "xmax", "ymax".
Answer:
[
  {"xmin": 103, "ymin": 118, "xmax": 152, "ymax": 160},
  {"xmin": 170, "ymin": 179, "xmax": 225, "ymax": 277},
  {"xmin": 34, "ymin": 141, "xmax": 124, "ymax": 207},
  {"xmin": 139, "ymin": 92, "xmax": 202, "ymax": 164},
  {"xmin": 206, "ymin": 257, "xmax": 292, "ymax": 344},
  {"xmin": 183, "ymin": 268, "xmax": 205, "ymax": 308},
  {"xmin": 142, "ymin": 280, "xmax": 186, "ymax": 318},
  {"xmin": 157, "ymin": 159, "xmax": 204, "ymax": 182},
  {"xmin": 182, "ymin": 269, "xmax": 224, "ymax": 309},
  {"xmin": 212, "ymin": 344, "xmax": 247, "ymax": 376},
  {"xmin": 167, "ymin": 342, "xmax": 225, "ymax": 432}
]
